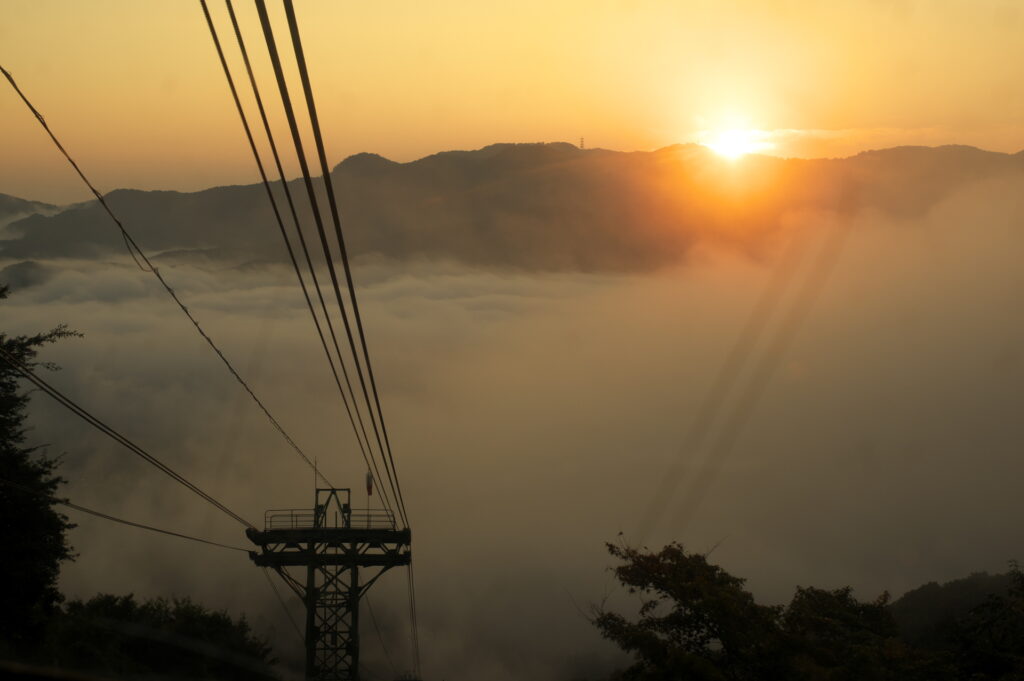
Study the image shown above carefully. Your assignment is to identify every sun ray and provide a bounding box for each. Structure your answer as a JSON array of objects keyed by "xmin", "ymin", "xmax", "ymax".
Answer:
[{"xmin": 701, "ymin": 128, "xmax": 775, "ymax": 159}]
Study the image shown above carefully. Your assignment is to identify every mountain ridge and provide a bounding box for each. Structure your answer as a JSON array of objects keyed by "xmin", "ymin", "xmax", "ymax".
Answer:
[{"xmin": 2, "ymin": 143, "xmax": 1023, "ymax": 273}]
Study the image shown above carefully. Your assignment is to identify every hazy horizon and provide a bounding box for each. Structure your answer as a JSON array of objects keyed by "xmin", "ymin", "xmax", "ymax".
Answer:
[
  {"xmin": 4, "ymin": 140, "xmax": 1024, "ymax": 680},
  {"xmin": 6, "ymin": 139, "xmax": 1024, "ymax": 208},
  {"xmin": 6, "ymin": 0, "xmax": 1024, "ymax": 203},
  {"xmin": 4, "ymin": 2, "xmax": 1024, "ymax": 680}
]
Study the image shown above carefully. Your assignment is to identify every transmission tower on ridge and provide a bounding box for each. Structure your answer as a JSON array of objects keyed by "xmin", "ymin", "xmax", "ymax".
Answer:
[{"xmin": 247, "ymin": 488, "xmax": 411, "ymax": 681}]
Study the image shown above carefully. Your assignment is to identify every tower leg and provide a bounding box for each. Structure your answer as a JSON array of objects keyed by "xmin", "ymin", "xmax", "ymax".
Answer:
[
  {"xmin": 306, "ymin": 564, "xmax": 317, "ymax": 680},
  {"xmin": 305, "ymin": 562, "xmax": 360, "ymax": 681},
  {"xmin": 247, "ymin": 490, "xmax": 409, "ymax": 681},
  {"xmin": 350, "ymin": 565, "xmax": 360, "ymax": 680}
]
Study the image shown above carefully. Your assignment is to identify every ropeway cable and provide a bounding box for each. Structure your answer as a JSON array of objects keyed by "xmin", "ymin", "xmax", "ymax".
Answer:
[
  {"xmin": 282, "ymin": 0, "xmax": 409, "ymax": 526},
  {"xmin": 1, "ymin": 63, "xmax": 329, "ymax": 489},
  {"xmin": 252, "ymin": 0, "xmax": 405, "ymax": 526},
  {"xmin": 199, "ymin": 0, "xmax": 397, "ymax": 514},
  {"xmin": 0, "ymin": 346, "xmax": 255, "ymax": 529},
  {"xmin": 0, "ymin": 478, "xmax": 250, "ymax": 552}
]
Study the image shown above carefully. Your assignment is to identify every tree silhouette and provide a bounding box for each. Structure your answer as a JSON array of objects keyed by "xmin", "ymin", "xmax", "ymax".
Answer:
[
  {"xmin": 948, "ymin": 563, "xmax": 1024, "ymax": 680},
  {"xmin": 780, "ymin": 586, "xmax": 940, "ymax": 681},
  {"xmin": 592, "ymin": 541, "xmax": 785, "ymax": 680},
  {"xmin": 1, "ymin": 285, "xmax": 279, "ymax": 678},
  {"xmin": 42, "ymin": 594, "xmax": 278, "ymax": 680},
  {"xmin": 0, "ymin": 284, "xmax": 78, "ymax": 650},
  {"xmin": 592, "ymin": 541, "xmax": 951, "ymax": 681}
]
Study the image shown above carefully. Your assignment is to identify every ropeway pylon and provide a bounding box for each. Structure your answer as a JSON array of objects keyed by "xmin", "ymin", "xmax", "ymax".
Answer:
[{"xmin": 247, "ymin": 488, "xmax": 411, "ymax": 681}]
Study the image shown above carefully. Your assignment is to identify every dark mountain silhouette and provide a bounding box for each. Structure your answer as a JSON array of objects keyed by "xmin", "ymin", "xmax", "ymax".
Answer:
[
  {"xmin": 890, "ymin": 571, "xmax": 1015, "ymax": 648},
  {"xmin": 0, "ymin": 193, "xmax": 56, "ymax": 226},
  {"xmin": 2, "ymin": 143, "xmax": 1022, "ymax": 272}
]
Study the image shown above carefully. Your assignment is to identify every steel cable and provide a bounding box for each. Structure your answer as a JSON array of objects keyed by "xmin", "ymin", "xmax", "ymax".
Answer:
[
  {"xmin": 1, "ymin": 64, "xmax": 325, "ymax": 489},
  {"xmin": 199, "ymin": 1, "xmax": 408, "ymax": 508},
  {"xmin": 252, "ymin": 1, "xmax": 405, "ymax": 526},
  {"xmin": 282, "ymin": 0, "xmax": 409, "ymax": 526},
  {"xmin": 0, "ymin": 478, "xmax": 250, "ymax": 552},
  {"xmin": 0, "ymin": 347, "xmax": 255, "ymax": 529}
]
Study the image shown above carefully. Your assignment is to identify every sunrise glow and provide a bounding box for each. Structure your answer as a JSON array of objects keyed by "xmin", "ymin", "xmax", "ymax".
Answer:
[{"xmin": 702, "ymin": 128, "xmax": 776, "ymax": 159}]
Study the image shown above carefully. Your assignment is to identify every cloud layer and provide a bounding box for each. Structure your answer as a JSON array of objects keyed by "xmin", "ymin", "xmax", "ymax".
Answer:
[{"xmin": 2, "ymin": 151, "xmax": 1023, "ymax": 680}]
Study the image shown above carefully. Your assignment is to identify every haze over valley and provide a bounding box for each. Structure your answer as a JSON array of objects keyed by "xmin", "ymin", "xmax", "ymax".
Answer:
[{"xmin": 3, "ymin": 141, "xmax": 1023, "ymax": 679}]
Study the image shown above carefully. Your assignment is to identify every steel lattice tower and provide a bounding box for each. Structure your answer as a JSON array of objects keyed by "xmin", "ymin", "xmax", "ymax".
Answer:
[{"xmin": 247, "ymin": 489, "xmax": 411, "ymax": 681}]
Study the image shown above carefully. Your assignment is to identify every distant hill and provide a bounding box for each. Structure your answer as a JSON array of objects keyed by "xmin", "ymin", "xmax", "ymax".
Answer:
[
  {"xmin": 2, "ymin": 143, "xmax": 1023, "ymax": 272},
  {"xmin": 0, "ymin": 192, "xmax": 56, "ymax": 229},
  {"xmin": 0, "ymin": 260, "xmax": 54, "ymax": 291},
  {"xmin": 890, "ymin": 571, "xmax": 1014, "ymax": 647}
]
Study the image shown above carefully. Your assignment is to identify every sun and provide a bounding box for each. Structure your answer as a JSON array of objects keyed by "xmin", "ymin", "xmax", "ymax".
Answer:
[{"xmin": 702, "ymin": 128, "xmax": 775, "ymax": 159}]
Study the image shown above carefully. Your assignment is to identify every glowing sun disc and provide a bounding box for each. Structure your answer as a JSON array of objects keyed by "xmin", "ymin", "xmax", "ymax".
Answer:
[{"xmin": 703, "ymin": 128, "xmax": 774, "ymax": 159}]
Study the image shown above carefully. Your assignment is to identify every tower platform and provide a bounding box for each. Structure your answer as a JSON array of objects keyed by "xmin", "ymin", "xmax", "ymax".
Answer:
[{"xmin": 247, "ymin": 488, "xmax": 411, "ymax": 681}]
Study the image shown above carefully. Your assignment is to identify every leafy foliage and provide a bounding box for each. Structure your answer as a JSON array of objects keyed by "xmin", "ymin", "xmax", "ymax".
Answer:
[
  {"xmin": 947, "ymin": 564, "xmax": 1024, "ymax": 680},
  {"xmin": 593, "ymin": 542, "xmax": 1024, "ymax": 681},
  {"xmin": 593, "ymin": 542, "xmax": 784, "ymax": 680},
  {"xmin": 890, "ymin": 571, "xmax": 1015, "ymax": 648},
  {"xmin": 781, "ymin": 587, "xmax": 926, "ymax": 681},
  {"xmin": 42, "ymin": 594, "xmax": 277, "ymax": 680},
  {"xmin": 0, "ymin": 284, "xmax": 79, "ymax": 649},
  {"xmin": 1, "ymin": 285, "xmax": 278, "ymax": 679}
]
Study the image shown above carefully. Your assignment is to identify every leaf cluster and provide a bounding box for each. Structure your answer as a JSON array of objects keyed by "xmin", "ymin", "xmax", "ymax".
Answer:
[
  {"xmin": 594, "ymin": 542, "xmax": 1024, "ymax": 681},
  {"xmin": 0, "ymin": 284, "xmax": 80, "ymax": 648},
  {"xmin": 39, "ymin": 594, "xmax": 278, "ymax": 680}
]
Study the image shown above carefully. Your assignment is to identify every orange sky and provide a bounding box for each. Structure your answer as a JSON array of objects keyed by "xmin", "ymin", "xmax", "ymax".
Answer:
[{"xmin": 3, "ymin": 0, "xmax": 1023, "ymax": 204}]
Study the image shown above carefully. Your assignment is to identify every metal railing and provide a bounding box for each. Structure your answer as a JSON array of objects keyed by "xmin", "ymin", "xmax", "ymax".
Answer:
[
  {"xmin": 265, "ymin": 509, "xmax": 316, "ymax": 530},
  {"xmin": 263, "ymin": 508, "xmax": 396, "ymax": 530},
  {"xmin": 350, "ymin": 509, "xmax": 397, "ymax": 530}
]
